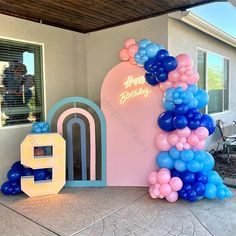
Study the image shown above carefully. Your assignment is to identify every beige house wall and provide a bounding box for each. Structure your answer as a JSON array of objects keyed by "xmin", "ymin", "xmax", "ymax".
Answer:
[{"xmin": 0, "ymin": 14, "xmax": 87, "ymax": 184}]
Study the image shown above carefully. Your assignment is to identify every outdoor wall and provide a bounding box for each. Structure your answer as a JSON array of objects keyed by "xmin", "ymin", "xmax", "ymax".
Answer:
[
  {"xmin": 0, "ymin": 14, "xmax": 87, "ymax": 184},
  {"xmin": 86, "ymin": 15, "xmax": 169, "ymax": 104},
  {"xmin": 168, "ymin": 17, "xmax": 236, "ymax": 149}
]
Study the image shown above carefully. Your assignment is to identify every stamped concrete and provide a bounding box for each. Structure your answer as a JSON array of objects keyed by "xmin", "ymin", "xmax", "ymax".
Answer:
[{"xmin": 0, "ymin": 187, "xmax": 235, "ymax": 236}]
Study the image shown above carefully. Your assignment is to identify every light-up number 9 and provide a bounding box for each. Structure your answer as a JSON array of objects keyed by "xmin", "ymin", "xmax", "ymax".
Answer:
[{"xmin": 21, "ymin": 133, "xmax": 66, "ymax": 197}]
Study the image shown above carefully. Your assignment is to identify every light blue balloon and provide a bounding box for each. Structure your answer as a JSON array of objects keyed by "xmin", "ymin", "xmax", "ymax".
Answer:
[
  {"xmin": 156, "ymin": 152, "xmax": 174, "ymax": 169},
  {"xmin": 174, "ymin": 99, "xmax": 182, "ymax": 105},
  {"xmin": 142, "ymin": 55, "xmax": 149, "ymax": 62},
  {"xmin": 180, "ymin": 150, "xmax": 194, "ymax": 162},
  {"xmin": 187, "ymin": 84, "xmax": 198, "ymax": 94},
  {"xmin": 165, "ymin": 88, "xmax": 175, "ymax": 101},
  {"xmin": 216, "ymin": 188, "xmax": 225, "ymax": 200},
  {"xmin": 205, "ymin": 183, "xmax": 217, "ymax": 199},
  {"xmin": 195, "ymin": 88, "xmax": 209, "ymax": 109},
  {"xmin": 182, "ymin": 91, "xmax": 194, "ymax": 104},
  {"xmin": 188, "ymin": 97, "xmax": 198, "ymax": 109},
  {"xmin": 202, "ymin": 152, "xmax": 215, "ymax": 172},
  {"xmin": 169, "ymin": 147, "xmax": 180, "ymax": 159},
  {"xmin": 163, "ymin": 100, "xmax": 174, "ymax": 111},
  {"xmin": 157, "ymin": 44, "xmax": 165, "ymax": 50},
  {"xmin": 224, "ymin": 187, "xmax": 233, "ymax": 198},
  {"xmin": 139, "ymin": 39, "xmax": 152, "ymax": 48},
  {"xmin": 194, "ymin": 150, "xmax": 205, "ymax": 162},
  {"xmin": 146, "ymin": 43, "xmax": 159, "ymax": 58},
  {"xmin": 139, "ymin": 47, "xmax": 146, "ymax": 56},
  {"xmin": 174, "ymin": 159, "xmax": 186, "ymax": 172},
  {"xmin": 134, "ymin": 53, "xmax": 141, "ymax": 60},
  {"xmin": 187, "ymin": 160, "xmax": 201, "ymax": 173},
  {"xmin": 173, "ymin": 91, "xmax": 179, "ymax": 99},
  {"xmin": 207, "ymin": 171, "xmax": 221, "ymax": 185}
]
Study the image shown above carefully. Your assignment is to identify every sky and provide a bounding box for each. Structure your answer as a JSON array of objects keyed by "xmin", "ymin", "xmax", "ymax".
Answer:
[{"xmin": 190, "ymin": 2, "xmax": 236, "ymax": 38}]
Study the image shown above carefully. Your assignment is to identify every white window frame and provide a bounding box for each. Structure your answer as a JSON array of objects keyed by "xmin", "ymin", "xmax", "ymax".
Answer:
[
  {"xmin": 0, "ymin": 36, "xmax": 46, "ymax": 129},
  {"xmin": 197, "ymin": 47, "xmax": 230, "ymax": 115}
]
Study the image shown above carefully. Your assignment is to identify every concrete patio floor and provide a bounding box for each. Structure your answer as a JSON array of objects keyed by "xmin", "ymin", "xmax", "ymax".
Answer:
[{"xmin": 0, "ymin": 187, "xmax": 235, "ymax": 236}]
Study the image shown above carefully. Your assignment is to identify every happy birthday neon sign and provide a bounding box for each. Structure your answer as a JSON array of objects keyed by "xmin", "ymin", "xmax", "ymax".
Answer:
[{"xmin": 119, "ymin": 75, "xmax": 151, "ymax": 104}]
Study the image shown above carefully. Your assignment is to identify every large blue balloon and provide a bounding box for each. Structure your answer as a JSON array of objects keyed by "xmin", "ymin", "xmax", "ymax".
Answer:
[
  {"xmin": 205, "ymin": 183, "xmax": 217, "ymax": 199},
  {"xmin": 173, "ymin": 115, "xmax": 188, "ymax": 129},
  {"xmin": 202, "ymin": 152, "xmax": 215, "ymax": 172},
  {"xmin": 181, "ymin": 171, "xmax": 195, "ymax": 183},
  {"xmin": 7, "ymin": 169, "xmax": 21, "ymax": 182},
  {"xmin": 145, "ymin": 73, "xmax": 159, "ymax": 86},
  {"xmin": 193, "ymin": 182, "xmax": 205, "ymax": 196},
  {"xmin": 195, "ymin": 88, "xmax": 209, "ymax": 109},
  {"xmin": 195, "ymin": 172, "xmax": 208, "ymax": 184},
  {"xmin": 156, "ymin": 152, "xmax": 174, "ymax": 169},
  {"xmin": 11, "ymin": 161, "xmax": 23, "ymax": 171},
  {"xmin": 144, "ymin": 58, "xmax": 156, "ymax": 73},
  {"xmin": 146, "ymin": 43, "xmax": 159, "ymax": 58},
  {"xmin": 1, "ymin": 181, "xmax": 13, "ymax": 195},
  {"xmin": 34, "ymin": 169, "xmax": 47, "ymax": 181},
  {"xmin": 156, "ymin": 49, "xmax": 169, "ymax": 61},
  {"xmin": 174, "ymin": 159, "xmax": 186, "ymax": 172},
  {"xmin": 162, "ymin": 56, "xmax": 177, "ymax": 72},
  {"xmin": 174, "ymin": 104, "xmax": 188, "ymax": 115},
  {"xmin": 200, "ymin": 114, "xmax": 216, "ymax": 135},
  {"xmin": 22, "ymin": 167, "xmax": 34, "ymax": 176},
  {"xmin": 12, "ymin": 184, "xmax": 22, "ymax": 195},
  {"xmin": 158, "ymin": 111, "xmax": 175, "ymax": 132}
]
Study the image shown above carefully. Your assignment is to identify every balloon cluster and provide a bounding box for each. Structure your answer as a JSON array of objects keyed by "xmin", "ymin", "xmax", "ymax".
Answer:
[
  {"xmin": 134, "ymin": 39, "xmax": 164, "ymax": 65},
  {"xmin": 144, "ymin": 49, "xmax": 178, "ymax": 86},
  {"xmin": 155, "ymin": 127, "xmax": 209, "ymax": 151},
  {"xmin": 157, "ymin": 149, "xmax": 214, "ymax": 173},
  {"xmin": 119, "ymin": 38, "xmax": 139, "ymax": 65},
  {"xmin": 148, "ymin": 168, "xmax": 183, "ymax": 202},
  {"xmin": 1, "ymin": 161, "xmax": 52, "ymax": 195},
  {"xmin": 172, "ymin": 170, "xmax": 232, "ymax": 201},
  {"xmin": 32, "ymin": 122, "xmax": 49, "ymax": 133},
  {"xmin": 160, "ymin": 54, "xmax": 199, "ymax": 92},
  {"xmin": 158, "ymin": 109, "xmax": 215, "ymax": 135}
]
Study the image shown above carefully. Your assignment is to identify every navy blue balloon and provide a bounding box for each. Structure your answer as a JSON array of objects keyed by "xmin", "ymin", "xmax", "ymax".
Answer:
[
  {"xmin": 145, "ymin": 73, "xmax": 159, "ymax": 86},
  {"xmin": 144, "ymin": 58, "xmax": 156, "ymax": 73},
  {"xmin": 22, "ymin": 167, "xmax": 34, "ymax": 176},
  {"xmin": 200, "ymin": 114, "xmax": 216, "ymax": 135},
  {"xmin": 193, "ymin": 182, "xmax": 205, "ymax": 196},
  {"xmin": 156, "ymin": 49, "xmax": 169, "ymax": 61},
  {"xmin": 12, "ymin": 184, "xmax": 22, "ymax": 195},
  {"xmin": 11, "ymin": 161, "xmax": 23, "ymax": 171},
  {"xmin": 1, "ymin": 181, "xmax": 13, "ymax": 195},
  {"xmin": 7, "ymin": 169, "xmax": 21, "ymax": 182},
  {"xmin": 195, "ymin": 172, "xmax": 208, "ymax": 184},
  {"xmin": 192, "ymin": 112, "xmax": 202, "ymax": 121},
  {"xmin": 156, "ymin": 72, "xmax": 167, "ymax": 82},
  {"xmin": 157, "ymin": 66, "xmax": 164, "ymax": 73},
  {"xmin": 34, "ymin": 169, "xmax": 47, "ymax": 181},
  {"xmin": 183, "ymin": 183, "xmax": 192, "ymax": 192},
  {"xmin": 162, "ymin": 56, "xmax": 178, "ymax": 72},
  {"xmin": 171, "ymin": 169, "xmax": 181, "ymax": 178},
  {"xmin": 181, "ymin": 171, "xmax": 195, "ymax": 183},
  {"xmin": 174, "ymin": 104, "xmax": 189, "ymax": 115},
  {"xmin": 173, "ymin": 115, "xmax": 188, "ymax": 129},
  {"xmin": 179, "ymin": 189, "xmax": 188, "ymax": 200},
  {"xmin": 188, "ymin": 120, "xmax": 200, "ymax": 130},
  {"xmin": 158, "ymin": 111, "xmax": 175, "ymax": 131}
]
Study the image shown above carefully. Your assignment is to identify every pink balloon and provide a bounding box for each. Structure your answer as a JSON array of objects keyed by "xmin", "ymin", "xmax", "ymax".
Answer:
[
  {"xmin": 157, "ymin": 170, "xmax": 171, "ymax": 184},
  {"xmin": 159, "ymin": 81, "xmax": 173, "ymax": 92},
  {"xmin": 173, "ymin": 82, "xmax": 188, "ymax": 90},
  {"xmin": 187, "ymin": 72, "xmax": 199, "ymax": 84},
  {"xmin": 176, "ymin": 142, "xmax": 184, "ymax": 151},
  {"xmin": 178, "ymin": 67, "xmax": 186, "ymax": 74},
  {"xmin": 125, "ymin": 38, "xmax": 136, "ymax": 48},
  {"xmin": 176, "ymin": 54, "xmax": 193, "ymax": 68},
  {"xmin": 194, "ymin": 140, "xmax": 205, "ymax": 150},
  {"xmin": 165, "ymin": 191, "xmax": 178, "ymax": 203},
  {"xmin": 167, "ymin": 133, "xmax": 179, "ymax": 146},
  {"xmin": 187, "ymin": 134, "xmax": 200, "ymax": 146},
  {"xmin": 168, "ymin": 71, "xmax": 180, "ymax": 83},
  {"xmin": 129, "ymin": 57, "xmax": 136, "ymax": 65},
  {"xmin": 149, "ymin": 186, "xmax": 154, "ymax": 195},
  {"xmin": 176, "ymin": 127, "xmax": 191, "ymax": 138},
  {"xmin": 159, "ymin": 194, "xmax": 165, "ymax": 199},
  {"xmin": 183, "ymin": 143, "xmax": 190, "ymax": 149},
  {"xmin": 148, "ymin": 171, "xmax": 158, "ymax": 185},
  {"xmin": 154, "ymin": 183, "xmax": 161, "ymax": 189},
  {"xmin": 185, "ymin": 69, "xmax": 193, "ymax": 76},
  {"xmin": 159, "ymin": 168, "xmax": 171, "ymax": 175},
  {"xmin": 128, "ymin": 44, "xmax": 138, "ymax": 57},
  {"xmin": 179, "ymin": 74, "xmax": 187, "ymax": 82},
  {"xmin": 155, "ymin": 132, "xmax": 171, "ymax": 151},
  {"xmin": 195, "ymin": 127, "xmax": 209, "ymax": 140},
  {"xmin": 153, "ymin": 187, "xmax": 160, "ymax": 197},
  {"xmin": 119, "ymin": 48, "xmax": 129, "ymax": 60},
  {"xmin": 169, "ymin": 177, "xmax": 183, "ymax": 191},
  {"xmin": 160, "ymin": 183, "xmax": 172, "ymax": 197},
  {"xmin": 179, "ymin": 137, "xmax": 187, "ymax": 144},
  {"xmin": 150, "ymin": 190, "xmax": 158, "ymax": 199}
]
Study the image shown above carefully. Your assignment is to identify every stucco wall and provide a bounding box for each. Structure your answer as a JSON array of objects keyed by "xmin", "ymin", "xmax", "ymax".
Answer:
[
  {"xmin": 86, "ymin": 15, "xmax": 168, "ymax": 104},
  {"xmin": 0, "ymin": 14, "xmax": 87, "ymax": 184}
]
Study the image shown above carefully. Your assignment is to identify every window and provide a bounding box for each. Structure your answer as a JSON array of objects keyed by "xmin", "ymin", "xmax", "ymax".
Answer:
[
  {"xmin": 0, "ymin": 38, "xmax": 44, "ymax": 127},
  {"xmin": 197, "ymin": 49, "xmax": 229, "ymax": 114}
]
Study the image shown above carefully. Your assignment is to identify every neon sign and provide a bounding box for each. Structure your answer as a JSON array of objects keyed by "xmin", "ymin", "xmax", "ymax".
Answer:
[{"xmin": 119, "ymin": 75, "xmax": 151, "ymax": 104}]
